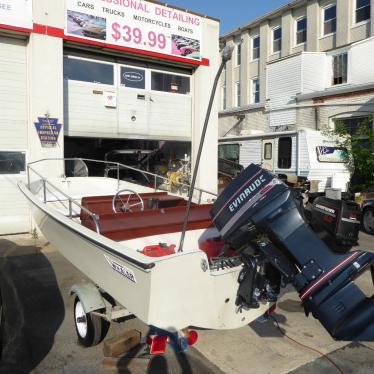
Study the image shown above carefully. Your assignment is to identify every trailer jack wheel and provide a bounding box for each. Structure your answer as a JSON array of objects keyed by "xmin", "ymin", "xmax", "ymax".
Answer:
[{"xmin": 74, "ymin": 296, "xmax": 109, "ymax": 347}]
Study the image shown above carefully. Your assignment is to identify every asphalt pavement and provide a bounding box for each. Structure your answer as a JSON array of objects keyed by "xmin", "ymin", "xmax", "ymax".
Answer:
[{"xmin": 0, "ymin": 232, "xmax": 373, "ymax": 374}]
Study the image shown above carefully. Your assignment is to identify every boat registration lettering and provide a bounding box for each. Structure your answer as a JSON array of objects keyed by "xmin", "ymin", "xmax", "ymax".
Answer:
[{"xmin": 104, "ymin": 255, "xmax": 137, "ymax": 284}]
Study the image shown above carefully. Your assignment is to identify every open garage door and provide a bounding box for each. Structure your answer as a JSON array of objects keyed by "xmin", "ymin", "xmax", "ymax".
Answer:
[
  {"xmin": 0, "ymin": 37, "xmax": 30, "ymax": 234},
  {"xmin": 64, "ymin": 136, "xmax": 191, "ymax": 189}
]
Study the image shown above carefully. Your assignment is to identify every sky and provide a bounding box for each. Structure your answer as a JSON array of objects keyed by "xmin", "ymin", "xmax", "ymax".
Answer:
[{"xmin": 170, "ymin": 0, "xmax": 292, "ymax": 34}]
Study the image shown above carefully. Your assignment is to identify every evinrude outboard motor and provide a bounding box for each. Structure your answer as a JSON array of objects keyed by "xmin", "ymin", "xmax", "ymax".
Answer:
[
  {"xmin": 211, "ymin": 164, "xmax": 374, "ymax": 341},
  {"xmin": 303, "ymin": 195, "xmax": 361, "ymax": 252}
]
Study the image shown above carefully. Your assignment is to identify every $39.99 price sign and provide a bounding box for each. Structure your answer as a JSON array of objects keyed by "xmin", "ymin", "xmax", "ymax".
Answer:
[
  {"xmin": 111, "ymin": 23, "xmax": 167, "ymax": 50},
  {"xmin": 65, "ymin": 0, "xmax": 202, "ymax": 62}
]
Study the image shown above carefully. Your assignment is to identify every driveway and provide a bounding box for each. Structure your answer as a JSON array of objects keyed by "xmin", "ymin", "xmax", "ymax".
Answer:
[{"xmin": 0, "ymin": 232, "xmax": 373, "ymax": 373}]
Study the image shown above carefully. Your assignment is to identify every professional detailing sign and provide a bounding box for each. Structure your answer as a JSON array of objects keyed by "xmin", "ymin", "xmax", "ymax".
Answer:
[
  {"xmin": 34, "ymin": 117, "xmax": 62, "ymax": 147},
  {"xmin": 65, "ymin": 0, "xmax": 202, "ymax": 61},
  {"xmin": 0, "ymin": 0, "xmax": 33, "ymax": 29}
]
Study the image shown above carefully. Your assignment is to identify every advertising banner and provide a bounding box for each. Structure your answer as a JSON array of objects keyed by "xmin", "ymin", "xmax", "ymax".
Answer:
[
  {"xmin": 0, "ymin": 0, "xmax": 33, "ymax": 29},
  {"xmin": 65, "ymin": 0, "xmax": 202, "ymax": 61}
]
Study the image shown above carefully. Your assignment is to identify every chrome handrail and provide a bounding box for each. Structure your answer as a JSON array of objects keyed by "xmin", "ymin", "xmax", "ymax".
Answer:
[
  {"xmin": 27, "ymin": 164, "xmax": 101, "ymax": 234},
  {"xmin": 26, "ymin": 158, "xmax": 217, "ymax": 235},
  {"xmin": 27, "ymin": 157, "xmax": 217, "ymax": 199}
]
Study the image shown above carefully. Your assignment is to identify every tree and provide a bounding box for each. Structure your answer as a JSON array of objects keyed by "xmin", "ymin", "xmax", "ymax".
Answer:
[{"xmin": 324, "ymin": 119, "xmax": 374, "ymax": 191}]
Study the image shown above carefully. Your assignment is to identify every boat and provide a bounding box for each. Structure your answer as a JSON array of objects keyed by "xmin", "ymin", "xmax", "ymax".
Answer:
[{"xmin": 18, "ymin": 157, "xmax": 273, "ymax": 348}]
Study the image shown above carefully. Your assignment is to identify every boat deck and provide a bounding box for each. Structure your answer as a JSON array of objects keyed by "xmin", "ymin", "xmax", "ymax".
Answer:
[{"xmin": 80, "ymin": 192, "xmax": 214, "ymax": 242}]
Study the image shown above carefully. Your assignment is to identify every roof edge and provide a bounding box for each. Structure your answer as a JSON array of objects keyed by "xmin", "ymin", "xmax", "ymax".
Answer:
[{"xmin": 220, "ymin": 0, "xmax": 306, "ymax": 39}]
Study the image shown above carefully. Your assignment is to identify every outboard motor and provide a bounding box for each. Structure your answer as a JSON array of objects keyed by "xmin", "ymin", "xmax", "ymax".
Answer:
[
  {"xmin": 305, "ymin": 195, "xmax": 360, "ymax": 252},
  {"xmin": 211, "ymin": 164, "xmax": 374, "ymax": 341}
]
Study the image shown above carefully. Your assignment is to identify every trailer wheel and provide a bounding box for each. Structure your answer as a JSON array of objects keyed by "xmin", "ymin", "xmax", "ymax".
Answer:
[
  {"xmin": 73, "ymin": 296, "xmax": 109, "ymax": 347},
  {"xmin": 362, "ymin": 207, "xmax": 374, "ymax": 235}
]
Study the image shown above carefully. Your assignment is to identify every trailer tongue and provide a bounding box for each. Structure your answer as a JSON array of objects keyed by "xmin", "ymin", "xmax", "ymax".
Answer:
[{"xmin": 211, "ymin": 164, "xmax": 374, "ymax": 341}]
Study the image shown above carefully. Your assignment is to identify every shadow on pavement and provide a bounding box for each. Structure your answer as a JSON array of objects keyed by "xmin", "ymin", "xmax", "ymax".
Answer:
[
  {"xmin": 112, "ymin": 343, "xmax": 219, "ymax": 373},
  {"xmin": 0, "ymin": 239, "xmax": 65, "ymax": 374},
  {"xmin": 249, "ymin": 312, "xmax": 287, "ymax": 338}
]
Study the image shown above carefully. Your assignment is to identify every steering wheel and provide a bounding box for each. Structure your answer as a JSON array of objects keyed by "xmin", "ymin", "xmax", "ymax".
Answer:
[{"xmin": 112, "ymin": 189, "xmax": 144, "ymax": 213}]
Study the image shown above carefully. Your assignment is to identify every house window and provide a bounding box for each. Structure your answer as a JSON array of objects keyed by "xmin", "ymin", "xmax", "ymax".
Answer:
[
  {"xmin": 335, "ymin": 116, "xmax": 373, "ymax": 135},
  {"xmin": 323, "ymin": 4, "xmax": 336, "ymax": 36},
  {"xmin": 273, "ymin": 27, "xmax": 282, "ymax": 53},
  {"xmin": 151, "ymin": 71, "xmax": 190, "ymax": 94},
  {"xmin": 221, "ymin": 85, "xmax": 226, "ymax": 110},
  {"xmin": 335, "ymin": 116, "xmax": 373, "ymax": 149},
  {"xmin": 235, "ymin": 81, "xmax": 241, "ymax": 107},
  {"xmin": 332, "ymin": 53, "xmax": 348, "ymax": 85},
  {"xmin": 252, "ymin": 78, "xmax": 260, "ymax": 104},
  {"xmin": 355, "ymin": 0, "xmax": 370, "ymax": 23},
  {"xmin": 252, "ymin": 36, "xmax": 260, "ymax": 60},
  {"xmin": 236, "ymin": 43, "xmax": 241, "ymax": 65},
  {"xmin": 296, "ymin": 17, "xmax": 307, "ymax": 45},
  {"xmin": 264, "ymin": 143, "xmax": 272, "ymax": 160},
  {"xmin": 0, "ymin": 151, "xmax": 26, "ymax": 175},
  {"xmin": 63, "ymin": 57, "xmax": 114, "ymax": 85},
  {"xmin": 120, "ymin": 67, "xmax": 145, "ymax": 89},
  {"xmin": 218, "ymin": 144, "xmax": 240, "ymax": 163},
  {"xmin": 278, "ymin": 137, "xmax": 292, "ymax": 169}
]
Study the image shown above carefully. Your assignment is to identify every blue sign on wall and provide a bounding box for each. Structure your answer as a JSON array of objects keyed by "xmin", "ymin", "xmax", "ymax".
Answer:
[{"xmin": 34, "ymin": 117, "xmax": 62, "ymax": 147}]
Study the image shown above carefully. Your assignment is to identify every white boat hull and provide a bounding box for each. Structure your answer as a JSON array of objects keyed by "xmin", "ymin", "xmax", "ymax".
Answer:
[{"xmin": 20, "ymin": 180, "xmax": 271, "ymax": 332}]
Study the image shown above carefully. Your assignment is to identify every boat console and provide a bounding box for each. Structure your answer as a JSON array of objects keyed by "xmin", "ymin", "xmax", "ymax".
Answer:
[{"xmin": 211, "ymin": 164, "xmax": 374, "ymax": 341}]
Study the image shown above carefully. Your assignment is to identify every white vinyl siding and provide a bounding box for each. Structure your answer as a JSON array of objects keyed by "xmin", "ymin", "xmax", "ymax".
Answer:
[
  {"xmin": 350, "ymin": 38, "xmax": 374, "ymax": 84},
  {"xmin": 301, "ymin": 53, "xmax": 328, "ymax": 93},
  {"xmin": 298, "ymin": 131, "xmax": 310, "ymax": 177},
  {"xmin": 239, "ymin": 141, "xmax": 262, "ymax": 167},
  {"xmin": 0, "ymin": 37, "xmax": 30, "ymax": 234},
  {"xmin": 267, "ymin": 55, "xmax": 301, "ymax": 127},
  {"xmin": 268, "ymin": 53, "xmax": 329, "ymax": 128}
]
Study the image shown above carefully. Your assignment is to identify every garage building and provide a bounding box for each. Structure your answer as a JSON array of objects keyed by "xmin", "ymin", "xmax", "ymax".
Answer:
[{"xmin": 0, "ymin": 0, "xmax": 220, "ymax": 234}]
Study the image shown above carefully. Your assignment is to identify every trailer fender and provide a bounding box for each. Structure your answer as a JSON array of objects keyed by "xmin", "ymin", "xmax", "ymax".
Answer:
[{"xmin": 70, "ymin": 282, "xmax": 106, "ymax": 314}]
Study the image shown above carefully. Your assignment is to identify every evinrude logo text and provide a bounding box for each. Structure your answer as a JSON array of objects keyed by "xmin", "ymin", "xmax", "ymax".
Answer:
[
  {"xmin": 315, "ymin": 204, "xmax": 335, "ymax": 215},
  {"xmin": 104, "ymin": 255, "xmax": 137, "ymax": 284},
  {"xmin": 229, "ymin": 175, "xmax": 266, "ymax": 213}
]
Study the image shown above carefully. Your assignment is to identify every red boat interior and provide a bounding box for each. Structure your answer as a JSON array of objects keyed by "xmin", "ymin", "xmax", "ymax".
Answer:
[{"xmin": 80, "ymin": 192, "xmax": 213, "ymax": 241}]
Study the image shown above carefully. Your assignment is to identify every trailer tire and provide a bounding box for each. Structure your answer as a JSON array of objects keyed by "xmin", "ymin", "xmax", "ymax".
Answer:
[
  {"xmin": 74, "ymin": 296, "xmax": 109, "ymax": 347},
  {"xmin": 362, "ymin": 207, "xmax": 374, "ymax": 235}
]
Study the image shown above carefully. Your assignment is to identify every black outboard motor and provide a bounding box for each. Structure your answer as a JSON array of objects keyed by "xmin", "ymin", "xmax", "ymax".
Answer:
[
  {"xmin": 211, "ymin": 164, "xmax": 374, "ymax": 341},
  {"xmin": 305, "ymin": 195, "xmax": 361, "ymax": 252}
]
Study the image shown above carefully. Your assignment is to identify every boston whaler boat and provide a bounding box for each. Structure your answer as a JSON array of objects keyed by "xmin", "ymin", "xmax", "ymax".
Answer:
[
  {"xmin": 20, "ymin": 157, "xmax": 261, "ymax": 350},
  {"xmin": 19, "ymin": 47, "xmax": 374, "ymax": 353}
]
